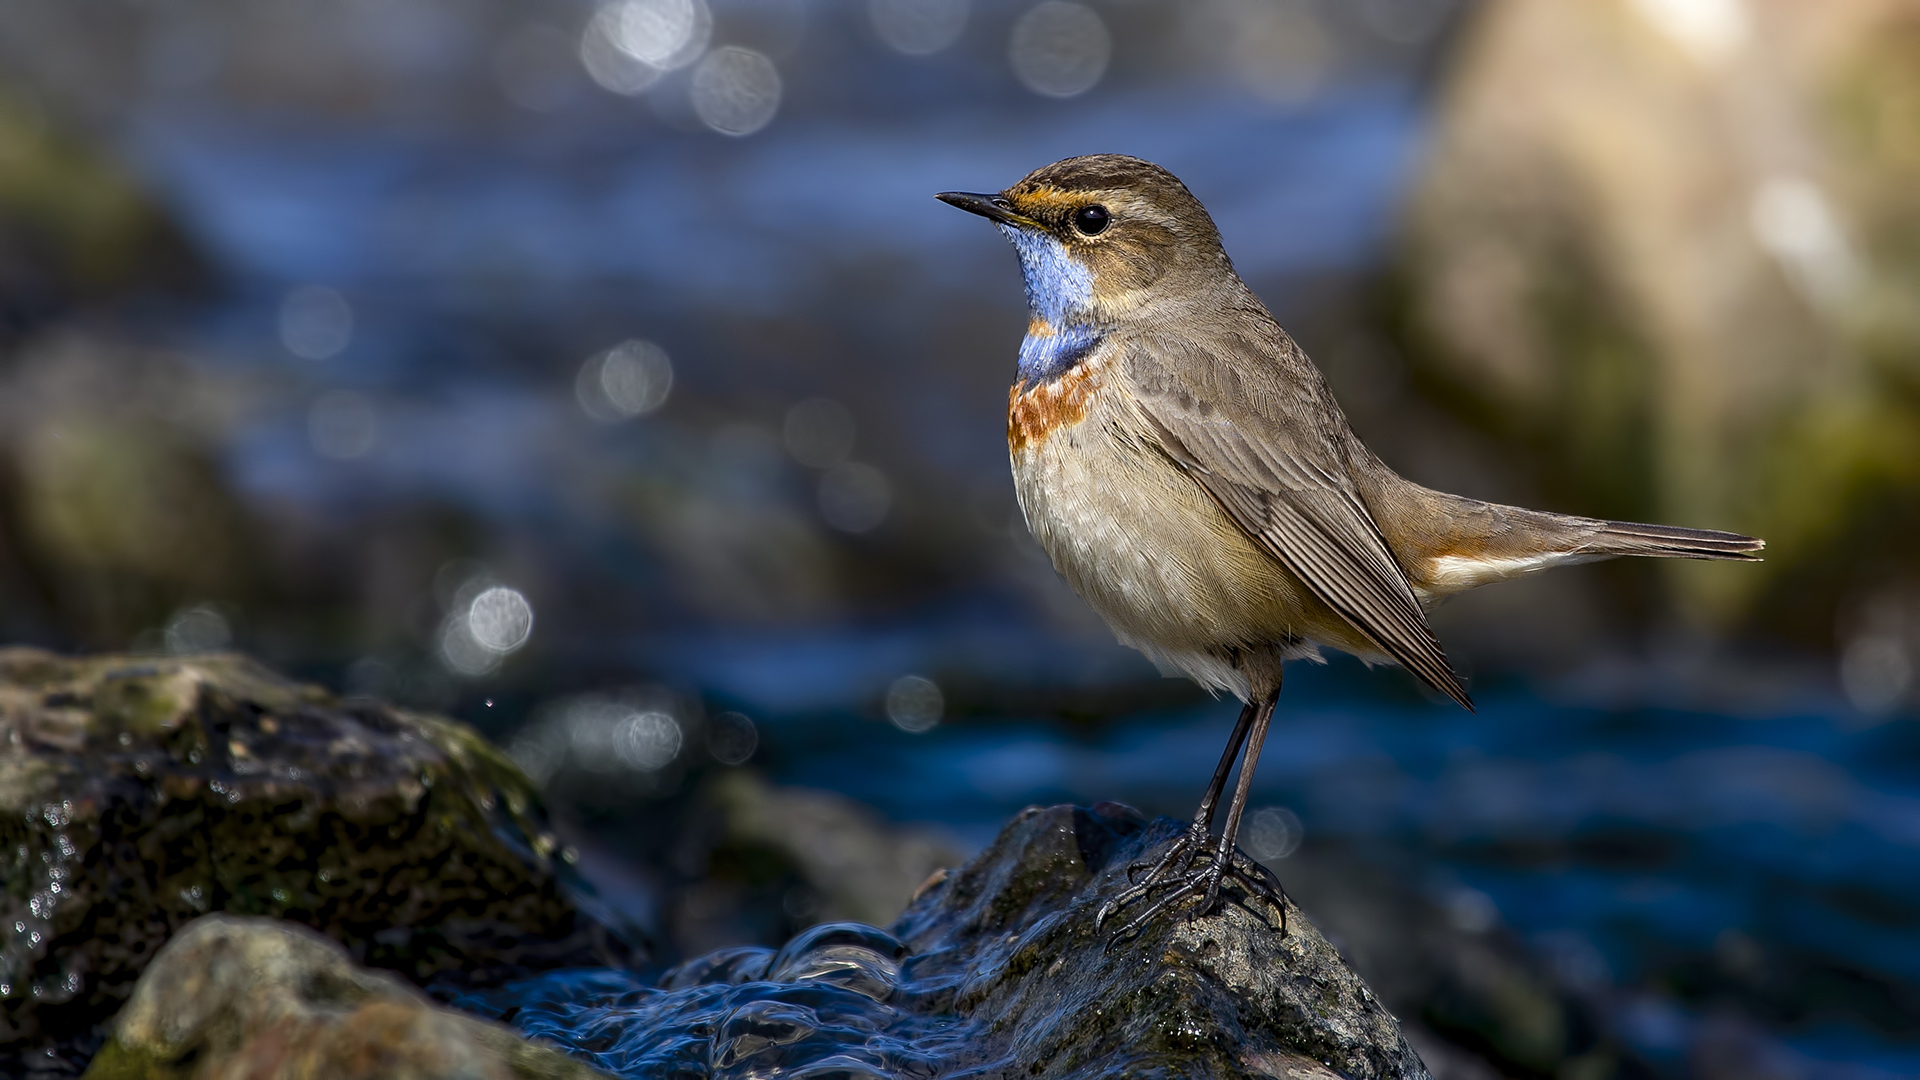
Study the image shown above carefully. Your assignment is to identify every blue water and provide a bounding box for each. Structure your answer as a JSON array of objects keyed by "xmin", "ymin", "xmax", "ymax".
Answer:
[{"xmin": 750, "ymin": 650, "xmax": 1920, "ymax": 1075}]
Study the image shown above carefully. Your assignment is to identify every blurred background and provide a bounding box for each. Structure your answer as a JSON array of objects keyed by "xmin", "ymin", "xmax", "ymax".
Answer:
[{"xmin": 2, "ymin": 0, "xmax": 1918, "ymax": 1075}]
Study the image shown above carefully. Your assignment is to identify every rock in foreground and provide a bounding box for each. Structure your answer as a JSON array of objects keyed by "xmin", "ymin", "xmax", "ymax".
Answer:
[
  {"xmin": 465, "ymin": 803, "xmax": 1431, "ymax": 1079},
  {"xmin": 0, "ymin": 649, "xmax": 637, "ymax": 1074},
  {"xmin": 80, "ymin": 915, "xmax": 613, "ymax": 1080}
]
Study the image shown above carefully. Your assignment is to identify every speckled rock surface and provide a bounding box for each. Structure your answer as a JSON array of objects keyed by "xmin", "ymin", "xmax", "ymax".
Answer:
[
  {"xmin": 464, "ymin": 803, "xmax": 1431, "ymax": 1079},
  {"xmin": 902, "ymin": 804, "xmax": 1425, "ymax": 1079},
  {"xmin": 0, "ymin": 649, "xmax": 638, "ymax": 1076},
  {"xmin": 80, "ymin": 914, "xmax": 614, "ymax": 1080}
]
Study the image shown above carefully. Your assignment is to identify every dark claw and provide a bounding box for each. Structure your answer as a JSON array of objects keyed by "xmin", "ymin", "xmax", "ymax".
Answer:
[
  {"xmin": 1095, "ymin": 824, "xmax": 1212, "ymax": 929},
  {"xmin": 1112, "ymin": 876, "xmax": 1205, "ymax": 938},
  {"xmin": 1099, "ymin": 834, "xmax": 1288, "ymax": 941}
]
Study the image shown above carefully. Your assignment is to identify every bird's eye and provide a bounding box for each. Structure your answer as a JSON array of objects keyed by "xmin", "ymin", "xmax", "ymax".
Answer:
[{"xmin": 1072, "ymin": 205, "xmax": 1110, "ymax": 236}]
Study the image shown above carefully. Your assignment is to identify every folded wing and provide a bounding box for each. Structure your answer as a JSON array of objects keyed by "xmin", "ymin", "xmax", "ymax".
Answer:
[{"xmin": 1127, "ymin": 339, "xmax": 1473, "ymax": 710}]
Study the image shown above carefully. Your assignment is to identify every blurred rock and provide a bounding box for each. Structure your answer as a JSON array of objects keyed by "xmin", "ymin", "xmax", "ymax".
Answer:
[
  {"xmin": 0, "ymin": 335, "xmax": 263, "ymax": 648},
  {"xmin": 702, "ymin": 770, "xmax": 964, "ymax": 931},
  {"xmin": 0, "ymin": 649, "xmax": 639, "ymax": 1076},
  {"xmin": 587, "ymin": 769, "xmax": 971, "ymax": 961},
  {"xmin": 0, "ymin": 93, "xmax": 203, "ymax": 339},
  {"xmin": 80, "ymin": 914, "xmax": 614, "ymax": 1080},
  {"xmin": 465, "ymin": 804, "xmax": 1432, "ymax": 1079},
  {"xmin": 1393, "ymin": 0, "xmax": 1920, "ymax": 645}
]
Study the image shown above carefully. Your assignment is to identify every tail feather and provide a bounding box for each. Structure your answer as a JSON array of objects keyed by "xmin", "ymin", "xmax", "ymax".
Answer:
[
  {"xmin": 1379, "ymin": 482, "xmax": 1766, "ymax": 598},
  {"xmin": 1585, "ymin": 520, "xmax": 1765, "ymax": 561},
  {"xmin": 1395, "ymin": 492, "xmax": 1766, "ymax": 599}
]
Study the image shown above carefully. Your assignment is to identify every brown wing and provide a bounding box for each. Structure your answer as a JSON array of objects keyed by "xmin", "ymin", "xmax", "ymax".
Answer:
[{"xmin": 1125, "ymin": 337, "xmax": 1473, "ymax": 710}]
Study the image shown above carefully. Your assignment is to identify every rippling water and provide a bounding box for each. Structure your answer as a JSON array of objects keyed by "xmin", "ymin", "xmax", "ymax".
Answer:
[
  {"xmin": 652, "ymin": 621, "xmax": 1920, "ymax": 1077},
  {"xmin": 457, "ymin": 925, "xmax": 982, "ymax": 1079}
]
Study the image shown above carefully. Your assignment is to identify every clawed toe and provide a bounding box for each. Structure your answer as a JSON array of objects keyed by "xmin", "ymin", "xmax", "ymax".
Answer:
[
  {"xmin": 1099, "ymin": 835, "xmax": 1287, "ymax": 940},
  {"xmin": 1095, "ymin": 826, "xmax": 1209, "ymax": 928}
]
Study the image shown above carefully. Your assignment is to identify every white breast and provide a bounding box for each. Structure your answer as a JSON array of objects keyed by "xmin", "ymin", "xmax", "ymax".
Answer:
[{"xmin": 1007, "ymin": 363, "xmax": 1339, "ymax": 701}]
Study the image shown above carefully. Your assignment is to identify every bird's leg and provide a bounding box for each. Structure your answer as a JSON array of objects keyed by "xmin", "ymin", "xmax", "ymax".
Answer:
[
  {"xmin": 1095, "ymin": 699, "xmax": 1256, "ymax": 928},
  {"xmin": 1196, "ymin": 689, "xmax": 1274, "ymax": 915},
  {"xmin": 1192, "ymin": 698, "xmax": 1260, "ymax": 830},
  {"xmin": 1105, "ymin": 690, "xmax": 1284, "ymax": 939}
]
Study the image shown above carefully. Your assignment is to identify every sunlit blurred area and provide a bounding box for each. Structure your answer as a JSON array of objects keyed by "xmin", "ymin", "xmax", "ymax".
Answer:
[{"xmin": 3, "ymin": 0, "xmax": 1919, "ymax": 1075}]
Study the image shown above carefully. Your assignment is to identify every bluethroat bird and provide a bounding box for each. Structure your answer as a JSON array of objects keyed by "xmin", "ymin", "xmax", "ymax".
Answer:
[{"xmin": 938, "ymin": 155, "xmax": 1763, "ymax": 934}]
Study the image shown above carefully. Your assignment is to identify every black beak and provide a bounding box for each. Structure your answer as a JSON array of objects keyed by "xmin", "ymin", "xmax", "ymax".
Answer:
[{"xmin": 936, "ymin": 191, "xmax": 1033, "ymax": 227}]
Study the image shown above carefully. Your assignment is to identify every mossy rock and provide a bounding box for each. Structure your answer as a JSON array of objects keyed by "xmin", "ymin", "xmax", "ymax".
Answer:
[
  {"xmin": 0, "ymin": 649, "xmax": 639, "ymax": 1074},
  {"xmin": 81, "ymin": 914, "xmax": 615, "ymax": 1080}
]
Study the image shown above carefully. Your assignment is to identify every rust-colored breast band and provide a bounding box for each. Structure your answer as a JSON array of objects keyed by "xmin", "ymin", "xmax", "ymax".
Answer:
[{"xmin": 1008, "ymin": 360, "xmax": 1106, "ymax": 453}]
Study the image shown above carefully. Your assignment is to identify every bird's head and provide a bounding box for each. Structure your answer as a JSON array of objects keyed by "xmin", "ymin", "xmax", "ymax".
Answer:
[{"xmin": 938, "ymin": 154, "xmax": 1229, "ymax": 330}]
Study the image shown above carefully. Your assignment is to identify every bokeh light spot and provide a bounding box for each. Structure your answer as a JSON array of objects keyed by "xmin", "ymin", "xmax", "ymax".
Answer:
[
  {"xmin": 1629, "ymin": 0, "xmax": 1750, "ymax": 63},
  {"xmin": 606, "ymin": 0, "xmax": 711, "ymax": 69},
  {"xmin": 469, "ymin": 585, "xmax": 535, "ymax": 653},
  {"xmin": 509, "ymin": 692, "xmax": 690, "ymax": 785},
  {"xmin": 1750, "ymin": 176, "xmax": 1860, "ymax": 308},
  {"xmin": 1841, "ymin": 635, "xmax": 1912, "ymax": 717},
  {"xmin": 885, "ymin": 675, "xmax": 943, "ymax": 733},
  {"xmin": 578, "ymin": 340, "xmax": 674, "ymax": 420},
  {"xmin": 439, "ymin": 616, "xmax": 500, "ymax": 676},
  {"xmin": 278, "ymin": 285, "xmax": 353, "ymax": 360},
  {"xmin": 617, "ymin": 710, "xmax": 683, "ymax": 769},
  {"xmin": 580, "ymin": 7, "xmax": 666, "ymax": 95},
  {"xmin": 690, "ymin": 46, "xmax": 782, "ymax": 136},
  {"xmin": 1445, "ymin": 887, "xmax": 1499, "ymax": 934},
  {"xmin": 707, "ymin": 711, "xmax": 759, "ymax": 765},
  {"xmin": 164, "ymin": 605, "xmax": 231, "ymax": 655},
  {"xmin": 1245, "ymin": 806, "xmax": 1302, "ymax": 860},
  {"xmin": 869, "ymin": 0, "xmax": 969, "ymax": 56},
  {"xmin": 1008, "ymin": 2, "xmax": 1109, "ymax": 99},
  {"xmin": 439, "ymin": 583, "xmax": 534, "ymax": 676}
]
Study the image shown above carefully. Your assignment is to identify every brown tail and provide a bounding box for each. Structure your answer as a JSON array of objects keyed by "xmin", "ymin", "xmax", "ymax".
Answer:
[
  {"xmin": 1582, "ymin": 520, "xmax": 1765, "ymax": 561},
  {"xmin": 1376, "ymin": 484, "xmax": 1766, "ymax": 599}
]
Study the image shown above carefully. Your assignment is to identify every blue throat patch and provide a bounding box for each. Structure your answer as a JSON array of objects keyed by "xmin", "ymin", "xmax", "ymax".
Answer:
[
  {"xmin": 1000, "ymin": 223, "xmax": 1102, "ymax": 383},
  {"xmin": 1018, "ymin": 323, "xmax": 1101, "ymax": 384}
]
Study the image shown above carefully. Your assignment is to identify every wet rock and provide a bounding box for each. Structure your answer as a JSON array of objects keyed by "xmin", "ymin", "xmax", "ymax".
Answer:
[
  {"xmin": 80, "ymin": 914, "xmax": 614, "ymax": 1080},
  {"xmin": 463, "ymin": 803, "xmax": 1431, "ymax": 1079},
  {"xmin": 0, "ymin": 649, "xmax": 638, "ymax": 1075}
]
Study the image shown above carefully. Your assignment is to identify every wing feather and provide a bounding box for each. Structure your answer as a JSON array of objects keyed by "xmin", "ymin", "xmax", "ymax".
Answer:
[{"xmin": 1127, "ymin": 340, "xmax": 1473, "ymax": 709}]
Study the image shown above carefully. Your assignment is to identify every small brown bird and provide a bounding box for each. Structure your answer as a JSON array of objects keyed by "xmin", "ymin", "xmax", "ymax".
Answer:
[{"xmin": 938, "ymin": 155, "xmax": 1763, "ymax": 932}]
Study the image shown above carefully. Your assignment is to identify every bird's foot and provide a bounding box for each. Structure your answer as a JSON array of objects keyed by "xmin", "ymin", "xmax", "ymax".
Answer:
[
  {"xmin": 1096, "ymin": 830, "xmax": 1287, "ymax": 941},
  {"xmin": 1095, "ymin": 820, "xmax": 1212, "ymax": 928}
]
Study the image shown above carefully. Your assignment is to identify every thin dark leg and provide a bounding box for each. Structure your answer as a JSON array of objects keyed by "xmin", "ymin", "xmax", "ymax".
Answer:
[
  {"xmin": 1192, "ymin": 697, "xmax": 1260, "ymax": 831},
  {"xmin": 1095, "ymin": 699, "xmax": 1256, "ymax": 927},
  {"xmin": 1097, "ymin": 690, "xmax": 1286, "ymax": 936},
  {"xmin": 1198, "ymin": 693, "xmax": 1274, "ymax": 912}
]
